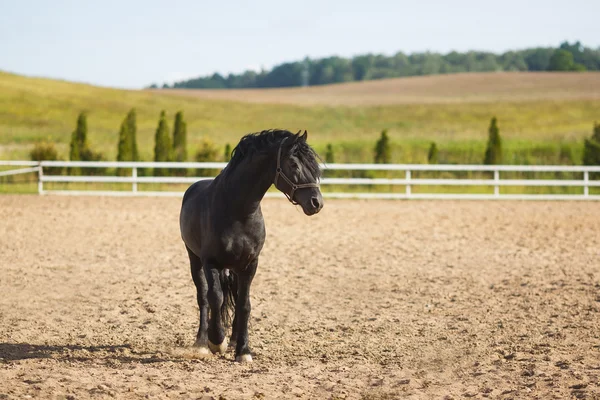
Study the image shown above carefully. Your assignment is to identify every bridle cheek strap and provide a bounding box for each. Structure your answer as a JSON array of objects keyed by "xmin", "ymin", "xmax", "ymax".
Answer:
[{"xmin": 274, "ymin": 139, "xmax": 319, "ymax": 205}]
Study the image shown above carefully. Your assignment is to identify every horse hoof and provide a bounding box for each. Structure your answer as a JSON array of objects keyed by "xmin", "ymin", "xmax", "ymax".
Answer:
[
  {"xmin": 194, "ymin": 346, "xmax": 210, "ymax": 356},
  {"xmin": 208, "ymin": 339, "xmax": 228, "ymax": 354},
  {"xmin": 235, "ymin": 354, "xmax": 253, "ymax": 363}
]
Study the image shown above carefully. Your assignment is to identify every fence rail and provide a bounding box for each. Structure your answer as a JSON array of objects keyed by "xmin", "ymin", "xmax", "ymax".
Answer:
[{"xmin": 2, "ymin": 160, "xmax": 600, "ymax": 200}]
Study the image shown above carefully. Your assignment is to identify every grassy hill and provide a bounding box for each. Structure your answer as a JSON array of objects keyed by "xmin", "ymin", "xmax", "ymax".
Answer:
[{"xmin": 1, "ymin": 71, "xmax": 599, "ymax": 164}]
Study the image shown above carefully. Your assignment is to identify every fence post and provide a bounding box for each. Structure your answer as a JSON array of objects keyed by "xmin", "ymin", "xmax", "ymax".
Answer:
[
  {"xmin": 132, "ymin": 167, "xmax": 138, "ymax": 193},
  {"xmin": 584, "ymin": 170, "xmax": 589, "ymax": 197},
  {"xmin": 38, "ymin": 162, "xmax": 43, "ymax": 195},
  {"xmin": 494, "ymin": 169, "xmax": 500, "ymax": 197},
  {"xmin": 406, "ymin": 170, "xmax": 411, "ymax": 197}
]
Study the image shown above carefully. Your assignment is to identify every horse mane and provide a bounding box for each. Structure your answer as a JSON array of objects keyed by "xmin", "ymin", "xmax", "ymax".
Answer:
[{"xmin": 225, "ymin": 129, "xmax": 322, "ymax": 180}]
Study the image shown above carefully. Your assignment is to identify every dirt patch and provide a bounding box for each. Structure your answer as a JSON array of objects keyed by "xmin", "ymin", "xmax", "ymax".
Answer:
[
  {"xmin": 1, "ymin": 195, "xmax": 599, "ymax": 399},
  {"xmin": 158, "ymin": 72, "xmax": 600, "ymax": 106}
]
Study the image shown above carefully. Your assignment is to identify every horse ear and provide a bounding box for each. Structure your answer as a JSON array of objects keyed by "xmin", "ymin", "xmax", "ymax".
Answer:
[{"xmin": 300, "ymin": 130, "xmax": 308, "ymax": 142}]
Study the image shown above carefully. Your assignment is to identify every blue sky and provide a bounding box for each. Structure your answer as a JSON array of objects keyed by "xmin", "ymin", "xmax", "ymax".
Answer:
[{"xmin": 1, "ymin": 0, "xmax": 599, "ymax": 89}]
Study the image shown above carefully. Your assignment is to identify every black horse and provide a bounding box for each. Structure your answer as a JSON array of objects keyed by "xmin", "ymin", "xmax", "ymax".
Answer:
[{"xmin": 179, "ymin": 129, "xmax": 323, "ymax": 362}]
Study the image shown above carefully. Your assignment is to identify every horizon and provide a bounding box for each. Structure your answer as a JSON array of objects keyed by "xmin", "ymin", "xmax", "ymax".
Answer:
[
  {"xmin": 4, "ymin": 41, "xmax": 598, "ymax": 91},
  {"xmin": 1, "ymin": 0, "xmax": 599, "ymax": 89}
]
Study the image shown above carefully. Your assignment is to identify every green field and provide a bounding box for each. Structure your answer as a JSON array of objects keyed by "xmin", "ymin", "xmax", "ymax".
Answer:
[{"xmin": 1, "ymin": 70, "xmax": 600, "ymax": 165}]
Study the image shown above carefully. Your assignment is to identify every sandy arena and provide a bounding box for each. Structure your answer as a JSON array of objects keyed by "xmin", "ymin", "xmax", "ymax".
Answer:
[{"xmin": 0, "ymin": 195, "xmax": 599, "ymax": 399}]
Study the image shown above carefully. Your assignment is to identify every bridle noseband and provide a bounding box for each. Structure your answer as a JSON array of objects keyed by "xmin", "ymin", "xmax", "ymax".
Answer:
[{"xmin": 274, "ymin": 138, "xmax": 319, "ymax": 205}]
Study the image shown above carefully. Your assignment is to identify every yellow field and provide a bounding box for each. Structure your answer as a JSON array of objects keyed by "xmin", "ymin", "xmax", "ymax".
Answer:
[
  {"xmin": 160, "ymin": 71, "xmax": 600, "ymax": 106},
  {"xmin": 1, "ymin": 71, "xmax": 599, "ymax": 161}
]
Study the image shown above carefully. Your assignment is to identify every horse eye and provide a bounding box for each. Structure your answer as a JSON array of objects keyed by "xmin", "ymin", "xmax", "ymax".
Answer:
[{"xmin": 287, "ymin": 160, "xmax": 299, "ymax": 170}]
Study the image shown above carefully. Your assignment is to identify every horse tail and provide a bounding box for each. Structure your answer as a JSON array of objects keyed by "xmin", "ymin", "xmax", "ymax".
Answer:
[{"xmin": 219, "ymin": 269, "xmax": 237, "ymax": 328}]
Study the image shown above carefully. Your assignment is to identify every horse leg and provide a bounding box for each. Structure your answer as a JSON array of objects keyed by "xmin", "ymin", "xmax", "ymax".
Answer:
[
  {"xmin": 187, "ymin": 247, "xmax": 209, "ymax": 355},
  {"xmin": 204, "ymin": 263, "xmax": 228, "ymax": 354},
  {"xmin": 228, "ymin": 296, "xmax": 238, "ymax": 350},
  {"xmin": 234, "ymin": 259, "xmax": 257, "ymax": 362}
]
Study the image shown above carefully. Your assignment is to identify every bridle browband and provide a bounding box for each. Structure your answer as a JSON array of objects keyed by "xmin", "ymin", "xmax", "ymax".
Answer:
[{"xmin": 274, "ymin": 138, "xmax": 319, "ymax": 205}]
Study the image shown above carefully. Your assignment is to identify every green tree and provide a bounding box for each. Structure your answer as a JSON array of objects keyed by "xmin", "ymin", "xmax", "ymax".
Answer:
[
  {"xmin": 374, "ymin": 130, "xmax": 391, "ymax": 164},
  {"xmin": 172, "ymin": 111, "xmax": 187, "ymax": 162},
  {"xmin": 427, "ymin": 142, "xmax": 439, "ymax": 164},
  {"xmin": 224, "ymin": 143, "xmax": 232, "ymax": 161},
  {"xmin": 68, "ymin": 111, "xmax": 105, "ymax": 175},
  {"xmin": 160, "ymin": 42, "xmax": 600, "ymax": 89},
  {"xmin": 116, "ymin": 117, "xmax": 130, "ymax": 175},
  {"xmin": 153, "ymin": 111, "xmax": 172, "ymax": 176},
  {"xmin": 171, "ymin": 111, "xmax": 188, "ymax": 176},
  {"xmin": 548, "ymin": 49, "xmax": 575, "ymax": 71},
  {"xmin": 484, "ymin": 117, "xmax": 502, "ymax": 165},
  {"xmin": 500, "ymin": 51, "xmax": 528, "ymax": 71},
  {"xmin": 352, "ymin": 55, "xmax": 374, "ymax": 80},
  {"xmin": 583, "ymin": 122, "xmax": 600, "ymax": 166},
  {"xmin": 69, "ymin": 112, "xmax": 88, "ymax": 162},
  {"xmin": 31, "ymin": 141, "xmax": 58, "ymax": 161},
  {"xmin": 523, "ymin": 48, "xmax": 554, "ymax": 71},
  {"xmin": 116, "ymin": 109, "xmax": 139, "ymax": 175},
  {"xmin": 583, "ymin": 138, "xmax": 600, "ymax": 166},
  {"xmin": 195, "ymin": 138, "xmax": 219, "ymax": 176},
  {"xmin": 127, "ymin": 108, "xmax": 139, "ymax": 162},
  {"xmin": 30, "ymin": 141, "xmax": 63, "ymax": 175},
  {"xmin": 117, "ymin": 115, "xmax": 130, "ymax": 163},
  {"xmin": 69, "ymin": 112, "xmax": 89, "ymax": 175}
]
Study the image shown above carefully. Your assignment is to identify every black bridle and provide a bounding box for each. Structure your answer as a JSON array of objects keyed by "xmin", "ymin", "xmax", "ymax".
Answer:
[{"xmin": 274, "ymin": 138, "xmax": 320, "ymax": 205}]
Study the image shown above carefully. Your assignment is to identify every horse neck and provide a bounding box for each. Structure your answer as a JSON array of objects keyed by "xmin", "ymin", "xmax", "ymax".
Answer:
[{"xmin": 217, "ymin": 152, "xmax": 275, "ymax": 216}]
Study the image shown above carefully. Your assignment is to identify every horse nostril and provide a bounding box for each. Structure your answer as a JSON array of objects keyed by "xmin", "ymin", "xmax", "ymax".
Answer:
[{"xmin": 311, "ymin": 196, "xmax": 321, "ymax": 209}]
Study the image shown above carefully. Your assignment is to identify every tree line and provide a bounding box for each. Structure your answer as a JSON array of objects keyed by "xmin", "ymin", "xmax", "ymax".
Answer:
[
  {"xmin": 148, "ymin": 41, "xmax": 600, "ymax": 90},
  {"xmin": 324, "ymin": 117, "xmax": 598, "ymax": 169},
  {"xmin": 30, "ymin": 114, "xmax": 600, "ymax": 174},
  {"xmin": 29, "ymin": 110, "xmax": 230, "ymax": 177}
]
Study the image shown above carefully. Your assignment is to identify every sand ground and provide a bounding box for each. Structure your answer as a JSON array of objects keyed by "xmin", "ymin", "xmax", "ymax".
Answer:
[{"xmin": 0, "ymin": 195, "xmax": 599, "ymax": 399}]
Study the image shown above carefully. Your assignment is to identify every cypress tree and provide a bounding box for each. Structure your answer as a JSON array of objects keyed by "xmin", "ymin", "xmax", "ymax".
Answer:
[
  {"xmin": 116, "ymin": 115, "xmax": 131, "ymax": 176},
  {"xmin": 127, "ymin": 108, "xmax": 139, "ymax": 161},
  {"xmin": 69, "ymin": 112, "xmax": 90, "ymax": 175},
  {"xmin": 69, "ymin": 128, "xmax": 80, "ymax": 163},
  {"xmin": 117, "ymin": 116, "xmax": 131, "ymax": 161},
  {"xmin": 583, "ymin": 139, "xmax": 600, "ymax": 166},
  {"xmin": 171, "ymin": 111, "xmax": 188, "ymax": 176},
  {"xmin": 428, "ymin": 142, "xmax": 439, "ymax": 164},
  {"xmin": 172, "ymin": 111, "xmax": 187, "ymax": 162},
  {"xmin": 583, "ymin": 122, "xmax": 600, "ymax": 166},
  {"xmin": 154, "ymin": 111, "xmax": 172, "ymax": 176},
  {"xmin": 66, "ymin": 111, "xmax": 105, "ymax": 175},
  {"xmin": 484, "ymin": 117, "xmax": 502, "ymax": 165},
  {"xmin": 374, "ymin": 129, "xmax": 391, "ymax": 163},
  {"xmin": 116, "ymin": 109, "xmax": 138, "ymax": 175},
  {"xmin": 70, "ymin": 112, "xmax": 89, "ymax": 161}
]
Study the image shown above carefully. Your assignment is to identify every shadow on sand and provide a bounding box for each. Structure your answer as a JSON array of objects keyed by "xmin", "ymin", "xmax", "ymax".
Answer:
[{"xmin": 0, "ymin": 342, "xmax": 181, "ymax": 364}]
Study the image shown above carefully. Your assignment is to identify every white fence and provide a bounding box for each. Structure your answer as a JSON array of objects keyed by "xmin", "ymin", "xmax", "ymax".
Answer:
[{"xmin": 1, "ymin": 160, "xmax": 600, "ymax": 200}]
